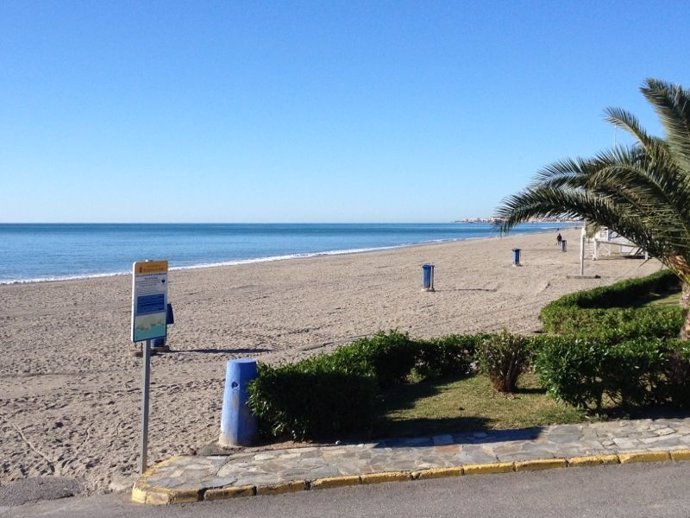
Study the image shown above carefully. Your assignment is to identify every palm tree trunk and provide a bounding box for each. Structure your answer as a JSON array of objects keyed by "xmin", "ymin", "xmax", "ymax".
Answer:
[
  {"xmin": 682, "ymin": 282, "xmax": 690, "ymax": 310},
  {"xmin": 680, "ymin": 282, "xmax": 690, "ymax": 340}
]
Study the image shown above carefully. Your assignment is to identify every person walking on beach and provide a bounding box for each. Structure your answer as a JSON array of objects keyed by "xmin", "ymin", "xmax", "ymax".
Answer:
[{"xmin": 556, "ymin": 233, "xmax": 562, "ymax": 245}]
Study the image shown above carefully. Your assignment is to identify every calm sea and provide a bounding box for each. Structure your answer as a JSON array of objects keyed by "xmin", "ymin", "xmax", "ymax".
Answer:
[{"xmin": 0, "ymin": 223, "xmax": 569, "ymax": 284}]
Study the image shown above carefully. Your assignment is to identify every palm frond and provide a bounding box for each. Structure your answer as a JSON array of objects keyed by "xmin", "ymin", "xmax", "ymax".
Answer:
[
  {"xmin": 641, "ymin": 78, "xmax": 690, "ymax": 174},
  {"xmin": 494, "ymin": 77, "xmax": 690, "ymax": 281},
  {"xmin": 605, "ymin": 107, "xmax": 655, "ymax": 148}
]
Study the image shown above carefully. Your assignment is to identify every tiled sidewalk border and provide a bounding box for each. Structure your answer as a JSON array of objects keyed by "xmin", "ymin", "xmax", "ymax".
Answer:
[{"xmin": 132, "ymin": 448, "xmax": 690, "ymax": 505}]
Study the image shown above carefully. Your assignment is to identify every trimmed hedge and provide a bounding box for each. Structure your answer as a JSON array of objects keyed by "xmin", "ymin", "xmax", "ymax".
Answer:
[
  {"xmin": 534, "ymin": 336, "xmax": 690, "ymax": 412},
  {"xmin": 534, "ymin": 272, "xmax": 689, "ymax": 412},
  {"xmin": 247, "ymin": 358, "xmax": 378, "ymax": 440},
  {"xmin": 542, "ymin": 269, "xmax": 680, "ymax": 310},
  {"xmin": 414, "ymin": 334, "xmax": 487, "ymax": 380},
  {"xmin": 247, "ymin": 331, "xmax": 482, "ymax": 440},
  {"xmin": 328, "ymin": 331, "xmax": 420, "ymax": 389},
  {"xmin": 540, "ymin": 269, "xmax": 684, "ymax": 340},
  {"xmin": 540, "ymin": 306, "xmax": 684, "ymax": 342}
]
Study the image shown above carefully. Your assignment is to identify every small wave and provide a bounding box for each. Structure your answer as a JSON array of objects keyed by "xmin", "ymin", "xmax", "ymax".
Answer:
[
  {"xmin": 1, "ymin": 240, "xmax": 462, "ymax": 284},
  {"xmin": 0, "ymin": 271, "xmax": 130, "ymax": 285},
  {"xmin": 0, "ymin": 233, "xmax": 529, "ymax": 285},
  {"xmin": 170, "ymin": 243, "xmax": 416, "ymax": 272}
]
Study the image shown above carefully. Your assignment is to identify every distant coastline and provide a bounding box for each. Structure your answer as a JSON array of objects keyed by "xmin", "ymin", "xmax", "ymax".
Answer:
[{"xmin": 454, "ymin": 217, "xmax": 581, "ymax": 224}]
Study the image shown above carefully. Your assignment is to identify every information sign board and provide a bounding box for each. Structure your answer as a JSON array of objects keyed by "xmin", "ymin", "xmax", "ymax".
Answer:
[{"xmin": 131, "ymin": 260, "xmax": 169, "ymax": 342}]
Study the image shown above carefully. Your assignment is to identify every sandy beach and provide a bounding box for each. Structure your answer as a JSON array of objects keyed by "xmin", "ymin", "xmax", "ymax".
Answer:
[{"xmin": 0, "ymin": 228, "xmax": 663, "ymax": 493}]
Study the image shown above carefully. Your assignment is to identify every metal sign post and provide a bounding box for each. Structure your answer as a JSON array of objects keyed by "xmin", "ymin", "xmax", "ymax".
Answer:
[
  {"xmin": 131, "ymin": 260, "xmax": 168, "ymax": 474},
  {"xmin": 140, "ymin": 338, "xmax": 152, "ymax": 473}
]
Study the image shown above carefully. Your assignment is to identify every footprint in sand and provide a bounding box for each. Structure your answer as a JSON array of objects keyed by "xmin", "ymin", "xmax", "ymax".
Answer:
[{"xmin": 536, "ymin": 281, "xmax": 551, "ymax": 293}]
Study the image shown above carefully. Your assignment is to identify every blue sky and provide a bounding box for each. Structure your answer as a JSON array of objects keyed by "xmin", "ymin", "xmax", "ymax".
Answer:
[{"xmin": 2, "ymin": 1, "xmax": 689, "ymax": 223}]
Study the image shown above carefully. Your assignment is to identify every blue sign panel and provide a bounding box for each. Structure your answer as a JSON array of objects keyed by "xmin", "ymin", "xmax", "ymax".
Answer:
[{"xmin": 137, "ymin": 294, "xmax": 166, "ymax": 315}]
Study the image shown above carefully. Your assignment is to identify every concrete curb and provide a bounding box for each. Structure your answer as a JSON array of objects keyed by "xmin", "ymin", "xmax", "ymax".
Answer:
[
  {"xmin": 132, "ymin": 448, "xmax": 690, "ymax": 505},
  {"xmin": 311, "ymin": 475, "xmax": 361, "ymax": 490}
]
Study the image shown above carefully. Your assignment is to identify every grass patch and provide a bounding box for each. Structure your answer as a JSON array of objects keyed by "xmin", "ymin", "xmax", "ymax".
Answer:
[
  {"xmin": 605, "ymin": 280, "xmax": 681, "ymax": 309},
  {"xmin": 645, "ymin": 291, "xmax": 681, "ymax": 308},
  {"xmin": 374, "ymin": 372, "xmax": 587, "ymax": 438}
]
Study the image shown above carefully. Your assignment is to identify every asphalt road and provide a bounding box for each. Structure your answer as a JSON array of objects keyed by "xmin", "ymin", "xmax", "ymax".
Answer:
[{"xmin": 2, "ymin": 462, "xmax": 690, "ymax": 518}]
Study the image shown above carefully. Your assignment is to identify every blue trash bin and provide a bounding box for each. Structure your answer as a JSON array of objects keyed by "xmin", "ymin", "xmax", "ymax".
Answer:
[
  {"xmin": 219, "ymin": 359, "xmax": 258, "ymax": 447},
  {"xmin": 512, "ymin": 248, "xmax": 521, "ymax": 266},
  {"xmin": 422, "ymin": 264, "xmax": 435, "ymax": 292}
]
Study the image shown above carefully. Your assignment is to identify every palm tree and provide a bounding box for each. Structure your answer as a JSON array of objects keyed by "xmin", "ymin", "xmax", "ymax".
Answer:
[{"xmin": 494, "ymin": 78, "xmax": 690, "ymax": 339}]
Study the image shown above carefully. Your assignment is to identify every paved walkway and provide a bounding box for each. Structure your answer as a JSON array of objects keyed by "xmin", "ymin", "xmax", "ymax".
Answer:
[{"xmin": 133, "ymin": 417, "xmax": 690, "ymax": 505}]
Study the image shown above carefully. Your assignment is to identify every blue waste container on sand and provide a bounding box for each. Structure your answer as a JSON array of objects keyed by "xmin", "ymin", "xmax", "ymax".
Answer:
[
  {"xmin": 219, "ymin": 359, "xmax": 258, "ymax": 447},
  {"xmin": 422, "ymin": 264, "xmax": 435, "ymax": 292}
]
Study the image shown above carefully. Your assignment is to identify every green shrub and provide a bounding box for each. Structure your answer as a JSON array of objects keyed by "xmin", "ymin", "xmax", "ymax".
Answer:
[
  {"xmin": 330, "ymin": 331, "xmax": 420, "ymax": 388},
  {"xmin": 658, "ymin": 340, "xmax": 690, "ymax": 408},
  {"xmin": 247, "ymin": 330, "xmax": 418, "ymax": 440},
  {"xmin": 540, "ymin": 270, "xmax": 684, "ymax": 340},
  {"xmin": 603, "ymin": 339, "xmax": 666, "ymax": 409},
  {"xmin": 414, "ymin": 334, "xmax": 486, "ymax": 379},
  {"xmin": 248, "ymin": 359, "xmax": 378, "ymax": 440},
  {"xmin": 477, "ymin": 330, "xmax": 532, "ymax": 393},
  {"xmin": 543, "ymin": 269, "xmax": 679, "ymax": 311},
  {"xmin": 534, "ymin": 336, "xmax": 690, "ymax": 412},
  {"xmin": 542, "ymin": 306, "xmax": 684, "ymax": 342},
  {"xmin": 533, "ymin": 336, "xmax": 607, "ymax": 410}
]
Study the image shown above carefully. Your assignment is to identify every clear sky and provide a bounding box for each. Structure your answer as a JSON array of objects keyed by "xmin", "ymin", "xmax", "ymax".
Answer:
[{"xmin": 2, "ymin": 1, "xmax": 690, "ymax": 223}]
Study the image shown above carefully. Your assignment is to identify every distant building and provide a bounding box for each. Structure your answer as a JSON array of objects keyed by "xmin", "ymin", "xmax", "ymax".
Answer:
[{"xmin": 453, "ymin": 217, "xmax": 580, "ymax": 224}]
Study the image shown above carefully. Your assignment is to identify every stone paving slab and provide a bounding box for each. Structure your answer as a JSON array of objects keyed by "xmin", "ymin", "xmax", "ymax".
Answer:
[{"xmin": 132, "ymin": 417, "xmax": 690, "ymax": 505}]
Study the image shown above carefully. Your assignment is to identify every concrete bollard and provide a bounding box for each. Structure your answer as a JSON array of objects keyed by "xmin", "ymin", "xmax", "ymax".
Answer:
[
  {"xmin": 512, "ymin": 248, "xmax": 521, "ymax": 266},
  {"xmin": 560, "ymin": 240, "xmax": 567, "ymax": 252},
  {"xmin": 422, "ymin": 264, "xmax": 435, "ymax": 292},
  {"xmin": 219, "ymin": 358, "xmax": 258, "ymax": 447}
]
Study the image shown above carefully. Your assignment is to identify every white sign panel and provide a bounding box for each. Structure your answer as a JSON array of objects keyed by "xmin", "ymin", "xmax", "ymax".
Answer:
[{"xmin": 131, "ymin": 260, "xmax": 168, "ymax": 342}]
